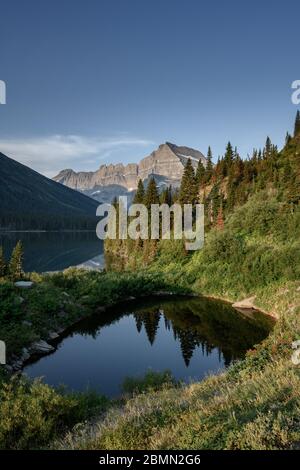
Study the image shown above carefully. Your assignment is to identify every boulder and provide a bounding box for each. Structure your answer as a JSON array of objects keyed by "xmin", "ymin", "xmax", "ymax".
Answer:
[
  {"xmin": 21, "ymin": 347, "xmax": 30, "ymax": 362},
  {"xmin": 15, "ymin": 281, "xmax": 34, "ymax": 289},
  {"xmin": 97, "ymin": 306, "xmax": 106, "ymax": 313},
  {"xmin": 30, "ymin": 340, "xmax": 55, "ymax": 354},
  {"xmin": 12, "ymin": 360, "xmax": 23, "ymax": 371},
  {"xmin": 153, "ymin": 290, "xmax": 175, "ymax": 296},
  {"xmin": 232, "ymin": 296, "xmax": 256, "ymax": 309},
  {"xmin": 48, "ymin": 331, "xmax": 59, "ymax": 340}
]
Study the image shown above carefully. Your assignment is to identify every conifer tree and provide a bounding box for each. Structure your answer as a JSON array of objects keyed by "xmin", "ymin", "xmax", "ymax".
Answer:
[
  {"xmin": 160, "ymin": 186, "xmax": 173, "ymax": 205},
  {"xmin": 195, "ymin": 159, "xmax": 205, "ymax": 185},
  {"xmin": 294, "ymin": 110, "xmax": 300, "ymax": 137},
  {"xmin": 264, "ymin": 136, "xmax": 272, "ymax": 158},
  {"xmin": 0, "ymin": 246, "xmax": 7, "ymax": 277},
  {"xmin": 204, "ymin": 146, "xmax": 213, "ymax": 182},
  {"xmin": 133, "ymin": 179, "xmax": 145, "ymax": 204},
  {"xmin": 285, "ymin": 132, "xmax": 292, "ymax": 145},
  {"xmin": 144, "ymin": 177, "xmax": 159, "ymax": 210},
  {"xmin": 179, "ymin": 158, "xmax": 197, "ymax": 205},
  {"xmin": 167, "ymin": 185, "xmax": 173, "ymax": 205},
  {"xmin": 224, "ymin": 142, "xmax": 234, "ymax": 173},
  {"xmin": 9, "ymin": 241, "xmax": 24, "ymax": 280}
]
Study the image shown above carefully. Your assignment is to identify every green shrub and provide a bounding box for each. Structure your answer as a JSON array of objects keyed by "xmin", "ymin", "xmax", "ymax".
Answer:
[
  {"xmin": 0, "ymin": 377, "xmax": 109, "ymax": 450},
  {"xmin": 0, "ymin": 377, "xmax": 76, "ymax": 449}
]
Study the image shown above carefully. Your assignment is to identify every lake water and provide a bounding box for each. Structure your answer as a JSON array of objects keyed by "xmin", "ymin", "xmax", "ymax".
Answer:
[
  {"xmin": 23, "ymin": 296, "xmax": 274, "ymax": 397},
  {"xmin": 0, "ymin": 231, "xmax": 104, "ymax": 272}
]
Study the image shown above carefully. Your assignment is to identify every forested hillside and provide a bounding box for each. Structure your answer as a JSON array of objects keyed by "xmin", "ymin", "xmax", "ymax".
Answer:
[
  {"xmin": 106, "ymin": 111, "xmax": 300, "ymax": 266},
  {"xmin": 0, "ymin": 152, "xmax": 99, "ymax": 230}
]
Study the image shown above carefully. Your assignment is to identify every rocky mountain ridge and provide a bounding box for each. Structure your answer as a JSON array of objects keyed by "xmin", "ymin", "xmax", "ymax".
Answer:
[{"xmin": 53, "ymin": 142, "xmax": 206, "ymax": 202}]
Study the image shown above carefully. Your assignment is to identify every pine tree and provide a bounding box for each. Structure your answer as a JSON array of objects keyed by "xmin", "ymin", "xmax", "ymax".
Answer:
[
  {"xmin": 0, "ymin": 246, "xmax": 7, "ymax": 277},
  {"xmin": 224, "ymin": 142, "xmax": 234, "ymax": 174},
  {"xmin": 133, "ymin": 179, "xmax": 145, "ymax": 204},
  {"xmin": 195, "ymin": 159, "xmax": 205, "ymax": 185},
  {"xmin": 179, "ymin": 158, "xmax": 197, "ymax": 205},
  {"xmin": 264, "ymin": 136, "xmax": 272, "ymax": 158},
  {"xmin": 285, "ymin": 132, "xmax": 292, "ymax": 145},
  {"xmin": 160, "ymin": 186, "xmax": 173, "ymax": 205},
  {"xmin": 167, "ymin": 185, "xmax": 173, "ymax": 205},
  {"xmin": 204, "ymin": 146, "xmax": 213, "ymax": 182},
  {"xmin": 294, "ymin": 110, "xmax": 300, "ymax": 137},
  {"xmin": 9, "ymin": 241, "xmax": 24, "ymax": 280},
  {"xmin": 144, "ymin": 177, "xmax": 159, "ymax": 209}
]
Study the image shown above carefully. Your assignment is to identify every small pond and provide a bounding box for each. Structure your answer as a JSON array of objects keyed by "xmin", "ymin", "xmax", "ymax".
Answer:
[{"xmin": 24, "ymin": 296, "xmax": 274, "ymax": 397}]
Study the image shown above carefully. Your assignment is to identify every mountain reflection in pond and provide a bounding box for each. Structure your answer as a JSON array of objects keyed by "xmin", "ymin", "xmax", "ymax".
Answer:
[{"xmin": 24, "ymin": 297, "xmax": 274, "ymax": 397}]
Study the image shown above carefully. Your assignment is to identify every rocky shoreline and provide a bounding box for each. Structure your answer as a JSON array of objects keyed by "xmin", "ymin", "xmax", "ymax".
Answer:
[{"xmin": 6, "ymin": 290, "xmax": 180, "ymax": 373}]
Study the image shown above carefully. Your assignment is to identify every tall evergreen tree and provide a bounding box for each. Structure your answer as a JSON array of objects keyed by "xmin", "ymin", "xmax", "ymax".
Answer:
[
  {"xmin": 9, "ymin": 241, "xmax": 24, "ymax": 280},
  {"xmin": 133, "ymin": 179, "xmax": 145, "ymax": 204},
  {"xmin": 204, "ymin": 146, "xmax": 213, "ymax": 182},
  {"xmin": 224, "ymin": 142, "xmax": 234, "ymax": 173},
  {"xmin": 294, "ymin": 110, "xmax": 300, "ymax": 137},
  {"xmin": 0, "ymin": 247, "xmax": 7, "ymax": 277},
  {"xmin": 160, "ymin": 186, "xmax": 173, "ymax": 205},
  {"xmin": 179, "ymin": 158, "xmax": 197, "ymax": 205},
  {"xmin": 195, "ymin": 159, "xmax": 205, "ymax": 185},
  {"xmin": 167, "ymin": 185, "xmax": 173, "ymax": 205},
  {"xmin": 264, "ymin": 136, "xmax": 272, "ymax": 158},
  {"xmin": 285, "ymin": 132, "xmax": 292, "ymax": 145},
  {"xmin": 144, "ymin": 177, "xmax": 159, "ymax": 209}
]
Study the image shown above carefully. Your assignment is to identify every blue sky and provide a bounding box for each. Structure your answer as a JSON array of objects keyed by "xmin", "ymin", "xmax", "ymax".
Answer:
[{"xmin": 0, "ymin": 0, "xmax": 299, "ymax": 176}]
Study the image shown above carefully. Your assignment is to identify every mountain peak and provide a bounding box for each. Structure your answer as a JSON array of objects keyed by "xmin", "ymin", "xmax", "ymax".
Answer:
[{"xmin": 53, "ymin": 142, "xmax": 207, "ymax": 201}]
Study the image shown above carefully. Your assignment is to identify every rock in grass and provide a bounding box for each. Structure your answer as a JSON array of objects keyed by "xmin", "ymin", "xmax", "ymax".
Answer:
[
  {"xmin": 15, "ymin": 281, "xmax": 34, "ymax": 289},
  {"xmin": 232, "ymin": 296, "xmax": 256, "ymax": 309}
]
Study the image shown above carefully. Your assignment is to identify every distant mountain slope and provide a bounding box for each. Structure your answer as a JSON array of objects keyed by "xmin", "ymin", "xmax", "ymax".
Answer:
[
  {"xmin": 53, "ymin": 142, "xmax": 207, "ymax": 202},
  {"xmin": 0, "ymin": 152, "xmax": 99, "ymax": 230}
]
